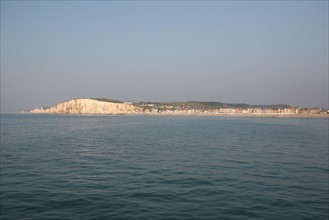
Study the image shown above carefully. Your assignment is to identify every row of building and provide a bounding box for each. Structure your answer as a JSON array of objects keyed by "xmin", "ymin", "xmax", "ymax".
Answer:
[{"xmin": 143, "ymin": 107, "xmax": 328, "ymax": 115}]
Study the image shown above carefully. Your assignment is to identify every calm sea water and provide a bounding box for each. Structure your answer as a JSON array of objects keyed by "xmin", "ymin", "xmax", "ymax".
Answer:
[{"xmin": 1, "ymin": 114, "xmax": 328, "ymax": 219}]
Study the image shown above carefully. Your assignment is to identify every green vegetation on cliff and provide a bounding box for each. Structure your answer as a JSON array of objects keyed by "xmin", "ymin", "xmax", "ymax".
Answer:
[
  {"xmin": 89, "ymin": 98, "xmax": 291, "ymax": 110},
  {"xmin": 91, "ymin": 98, "xmax": 123, "ymax": 103}
]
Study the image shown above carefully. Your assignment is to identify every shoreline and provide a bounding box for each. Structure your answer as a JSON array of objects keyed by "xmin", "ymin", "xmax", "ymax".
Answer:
[{"xmin": 20, "ymin": 112, "xmax": 329, "ymax": 118}]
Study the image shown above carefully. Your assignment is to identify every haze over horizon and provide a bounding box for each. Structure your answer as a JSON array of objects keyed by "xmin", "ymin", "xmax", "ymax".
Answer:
[{"xmin": 1, "ymin": 1, "xmax": 328, "ymax": 113}]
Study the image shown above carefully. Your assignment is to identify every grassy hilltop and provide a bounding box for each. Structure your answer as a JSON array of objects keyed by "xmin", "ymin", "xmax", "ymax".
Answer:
[
  {"xmin": 138, "ymin": 101, "xmax": 290, "ymax": 110},
  {"xmin": 91, "ymin": 98, "xmax": 290, "ymax": 110}
]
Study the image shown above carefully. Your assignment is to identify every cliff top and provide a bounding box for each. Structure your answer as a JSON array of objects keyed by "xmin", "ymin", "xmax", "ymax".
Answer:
[{"xmin": 90, "ymin": 98, "xmax": 123, "ymax": 103}]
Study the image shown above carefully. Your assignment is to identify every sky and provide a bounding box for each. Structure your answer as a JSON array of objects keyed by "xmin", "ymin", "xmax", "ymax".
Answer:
[{"xmin": 1, "ymin": 1, "xmax": 328, "ymax": 113}]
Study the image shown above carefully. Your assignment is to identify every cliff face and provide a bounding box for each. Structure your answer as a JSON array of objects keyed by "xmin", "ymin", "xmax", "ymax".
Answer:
[{"xmin": 30, "ymin": 99, "xmax": 143, "ymax": 115}]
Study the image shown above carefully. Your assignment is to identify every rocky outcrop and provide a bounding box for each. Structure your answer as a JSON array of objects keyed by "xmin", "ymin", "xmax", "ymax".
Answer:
[{"xmin": 30, "ymin": 99, "xmax": 143, "ymax": 115}]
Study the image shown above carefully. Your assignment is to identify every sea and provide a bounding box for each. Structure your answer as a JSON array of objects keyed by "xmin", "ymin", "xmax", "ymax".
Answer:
[{"xmin": 0, "ymin": 114, "xmax": 328, "ymax": 220}]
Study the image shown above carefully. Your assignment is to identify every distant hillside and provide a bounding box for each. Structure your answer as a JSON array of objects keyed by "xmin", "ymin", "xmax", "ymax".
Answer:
[
  {"xmin": 136, "ymin": 101, "xmax": 291, "ymax": 110},
  {"xmin": 27, "ymin": 98, "xmax": 327, "ymax": 116}
]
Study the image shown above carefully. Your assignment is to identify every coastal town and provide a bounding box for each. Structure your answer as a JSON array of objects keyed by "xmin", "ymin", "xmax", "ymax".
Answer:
[
  {"xmin": 136, "ymin": 102, "xmax": 328, "ymax": 116},
  {"xmin": 139, "ymin": 105, "xmax": 327, "ymax": 116}
]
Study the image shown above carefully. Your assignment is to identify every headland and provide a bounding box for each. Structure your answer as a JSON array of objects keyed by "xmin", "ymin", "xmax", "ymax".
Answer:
[{"xmin": 25, "ymin": 98, "xmax": 328, "ymax": 117}]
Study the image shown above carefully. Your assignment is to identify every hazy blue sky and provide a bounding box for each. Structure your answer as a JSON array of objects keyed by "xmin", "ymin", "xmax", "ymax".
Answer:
[{"xmin": 1, "ymin": 1, "xmax": 328, "ymax": 113}]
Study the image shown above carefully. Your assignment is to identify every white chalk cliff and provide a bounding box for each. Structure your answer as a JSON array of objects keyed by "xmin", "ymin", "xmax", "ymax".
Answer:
[{"xmin": 30, "ymin": 99, "xmax": 143, "ymax": 115}]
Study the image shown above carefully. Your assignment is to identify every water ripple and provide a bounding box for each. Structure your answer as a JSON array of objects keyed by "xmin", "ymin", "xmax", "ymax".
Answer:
[{"xmin": 1, "ymin": 115, "xmax": 328, "ymax": 219}]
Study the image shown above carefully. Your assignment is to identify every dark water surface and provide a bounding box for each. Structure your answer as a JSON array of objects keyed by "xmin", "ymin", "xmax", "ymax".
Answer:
[{"xmin": 1, "ymin": 114, "xmax": 328, "ymax": 219}]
